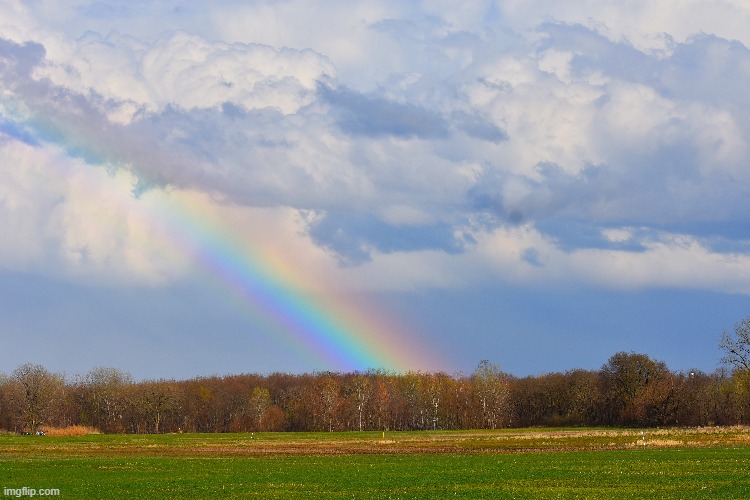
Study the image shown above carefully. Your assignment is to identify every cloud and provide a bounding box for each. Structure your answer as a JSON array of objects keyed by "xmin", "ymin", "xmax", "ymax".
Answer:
[
  {"xmin": 31, "ymin": 30, "xmax": 335, "ymax": 116},
  {"xmin": 463, "ymin": 24, "xmax": 749, "ymax": 241},
  {"xmin": 471, "ymin": 226, "xmax": 750, "ymax": 294},
  {"xmin": 0, "ymin": 37, "xmax": 45, "ymax": 76},
  {"xmin": 320, "ymin": 84, "xmax": 449, "ymax": 139},
  {"xmin": 306, "ymin": 211, "xmax": 467, "ymax": 265},
  {"xmin": 0, "ymin": 139, "xmax": 190, "ymax": 284},
  {"xmin": 494, "ymin": 0, "xmax": 750, "ymax": 50},
  {"xmin": 451, "ymin": 111, "xmax": 508, "ymax": 143},
  {"xmin": 1, "ymin": 2, "xmax": 750, "ymax": 295}
]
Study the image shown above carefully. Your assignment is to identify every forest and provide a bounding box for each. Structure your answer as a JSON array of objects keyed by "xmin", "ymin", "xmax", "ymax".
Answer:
[
  {"xmin": 1, "ymin": 318, "xmax": 749, "ymax": 434},
  {"xmin": 2, "ymin": 343, "xmax": 750, "ymax": 435}
]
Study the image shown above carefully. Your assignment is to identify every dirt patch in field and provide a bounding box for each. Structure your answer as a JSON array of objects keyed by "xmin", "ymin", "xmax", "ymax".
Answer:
[
  {"xmin": 2, "ymin": 427, "xmax": 749, "ymax": 457},
  {"xmin": 39, "ymin": 426, "xmax": 102, "ymax": 436}
]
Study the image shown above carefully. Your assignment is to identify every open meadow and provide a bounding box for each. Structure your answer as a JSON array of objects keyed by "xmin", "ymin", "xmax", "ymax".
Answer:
[{"xmin": 1, "ymin": 427, "xmax": 749, "ymax": 498}]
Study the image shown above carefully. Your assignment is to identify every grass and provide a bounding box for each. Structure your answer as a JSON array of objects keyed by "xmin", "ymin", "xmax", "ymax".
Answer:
[{"xmin": 1, "ymin": 428, "xmax": 749, "ymax": 498}]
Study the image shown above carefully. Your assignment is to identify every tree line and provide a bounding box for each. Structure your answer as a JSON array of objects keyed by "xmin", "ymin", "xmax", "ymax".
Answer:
[{"xmin": 2, "ymin": 319, "xmax": 750, "ymax": 434}]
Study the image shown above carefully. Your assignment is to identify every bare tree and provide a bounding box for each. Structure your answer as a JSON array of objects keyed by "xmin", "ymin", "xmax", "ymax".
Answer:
[
  {"xmin": 0, "ymin": 373, "xmax": 22, "ymax": 431},
  {"xmin": 132, "ymin": 381, "xmax": 181, "ymax": 433},
  {"xmin": 370, "ymin": 375, "xmax": 392, "ymax": 431},
  {"xmin": 347, "ymin": 374, "xmax": 372, "ymax": 432},
  {"xmin": 84, "ymin": 367, "xmax": 133, "ymax": 433},
  {"xmin": 308, "ymin": 374, "xmax": 341, "ymax": 432},
  {"xmin": 10, "ymin": 364, "xmax": 65, "ymax": 433},
  {"xmin": 472, "ymin": 360, "xmax": 510, "ymax": 429},
  {"xmin": 720, "ymin": 317, "xmax": 750, "ymax": 372},
  {"xmin": 247, "ymin": 386, "xmax": 272, "ymax": 431}
]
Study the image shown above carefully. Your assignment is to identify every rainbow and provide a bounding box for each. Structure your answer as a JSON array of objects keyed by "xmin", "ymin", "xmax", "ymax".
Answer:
[
  {"xmin": 154, "ymin": 194, "xmax": 439, "ymax": 372},
  {"xmin": 1, "ymin": 89, "xmax": 443, "ymax": 373}
]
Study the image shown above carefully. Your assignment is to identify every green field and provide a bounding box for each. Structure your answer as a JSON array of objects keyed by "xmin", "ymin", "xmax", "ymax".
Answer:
[{"xmin": 1, "ymin": 428, "xmax": 749, "ymax": 498}]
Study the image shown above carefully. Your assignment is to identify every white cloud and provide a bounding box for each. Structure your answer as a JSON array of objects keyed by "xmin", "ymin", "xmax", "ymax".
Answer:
[
  {"xmin": 601, "ymin": 228, "xmax": 633, "ymax": 243},
  {"xmin": 329, "ymin": 221, "xmax": 750, "ymax": 295},
  {"xmin": 141, "ymin": 32, "xmax": 334, "ymax": 113},
  {"xmin": 0, "ymin": 0, "xmax": 33, "ymax": 43},
  {"xmin": 0, "ymin": 139, "xmax": 189, "ymax": 284},
  {"xmin": 356, "ymin": 224, "xmax": 750, "ymax": 295},
  {"xmin": 496, "ymin": 0, "xmax": 750, "ymax": 50},
  {"xmin": 595, "ymin": 82, "xmax": 676, "ymax": 153},
  {"xmin": 563, "ymin": 234, "xmax": 750, "ymax": 294},
  {"xmin": 32, "ymin": 30, "xmax": 335, "ymax": 116},
  {"xmin": 212, "ymin": 1, "xmax": 409, "ymax": 89},
  {"xmin": 0, "ymin": 141, "xmax": 57, "ymax": 267},
  {"xmin": 2, "ymin": 0, "xmax": 750, "ymax": 295}
]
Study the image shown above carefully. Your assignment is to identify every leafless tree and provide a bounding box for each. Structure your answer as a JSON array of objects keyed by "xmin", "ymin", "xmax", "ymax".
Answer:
[
  {"xmin": 83, "ymin": 367, "xmax": 133, "ymax": 433},
  {"xmin": 472, "ymin": 360, "xmax": 510, "ymax": 429},
  {"xmin": 10, "ymin": 364, "xmax": 65, "ymax": 433},
  {"xmin": 720, "ymin": 317, "xmax": 750, "ymax": 372},
  {"xmin": 247, "ymin": 386, "xmax": 272, "ymax": 431}
]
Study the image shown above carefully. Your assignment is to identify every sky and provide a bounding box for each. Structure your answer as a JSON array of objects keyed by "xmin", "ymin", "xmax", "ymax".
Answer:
[{"xmin": 1, "ymin": 0, "xmax": 750, "ymax": 380}]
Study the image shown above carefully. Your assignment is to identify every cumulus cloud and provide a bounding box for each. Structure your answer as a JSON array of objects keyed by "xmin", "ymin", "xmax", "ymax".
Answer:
[
  {"xmin": 0, "ymin": 139, "xmax": 190, "ymax": 284},
  {"xmin": 31, "ymin": 29, "xmax": 335, "ymax": 116},
  {"xmin": 1, "ymin": 1, "xmax": 750, "ymax": 294}
]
